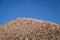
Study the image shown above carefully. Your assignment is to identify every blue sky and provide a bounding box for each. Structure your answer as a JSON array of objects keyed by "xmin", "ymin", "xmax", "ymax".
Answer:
[{"xmin": 0, "ymin": 0, "xmax": 60, "ymax": 24}]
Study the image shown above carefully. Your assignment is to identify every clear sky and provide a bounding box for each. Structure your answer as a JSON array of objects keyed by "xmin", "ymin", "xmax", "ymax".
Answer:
[{"xmin": 0, "ymin": 0, "xmax": 60, "ymax": 24}]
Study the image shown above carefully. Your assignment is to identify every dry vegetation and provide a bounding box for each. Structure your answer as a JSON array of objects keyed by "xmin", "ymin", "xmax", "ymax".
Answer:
[{"xmin": 0, "ymin": 18, "xmax": 60, "ymax": 40}]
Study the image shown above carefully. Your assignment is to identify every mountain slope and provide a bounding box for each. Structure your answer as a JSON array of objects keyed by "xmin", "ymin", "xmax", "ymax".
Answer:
[{"xmin": 0, "ymin": 18, "xmax": 60, "ymax": 40}]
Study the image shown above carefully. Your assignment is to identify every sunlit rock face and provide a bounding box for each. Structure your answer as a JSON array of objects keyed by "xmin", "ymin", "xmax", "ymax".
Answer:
[{"xmin": 0, "ymin": 18, "xmax": 60, "ymax": 40}]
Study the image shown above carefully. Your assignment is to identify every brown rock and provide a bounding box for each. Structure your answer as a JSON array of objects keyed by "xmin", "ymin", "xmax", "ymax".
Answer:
[{"xmin": 0, "ymin": 18, "xmax": 60, "ymax": 40}]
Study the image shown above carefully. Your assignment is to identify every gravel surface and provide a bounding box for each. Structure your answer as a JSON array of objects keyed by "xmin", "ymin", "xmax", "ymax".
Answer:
[{"xmin": 0, "ymin": 18, "xmax": 60, "ymax": 40}]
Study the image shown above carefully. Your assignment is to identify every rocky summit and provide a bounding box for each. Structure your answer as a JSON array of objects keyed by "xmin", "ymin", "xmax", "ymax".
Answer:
[{"xmin": 0, "ymin": 18, "xmax": 60, "ymax": 40}]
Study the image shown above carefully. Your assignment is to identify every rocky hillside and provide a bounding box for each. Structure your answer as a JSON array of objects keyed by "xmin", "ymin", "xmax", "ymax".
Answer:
[{"xmin": 0, "ymin": 18, "xmax": 60, "ymax": 40}]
